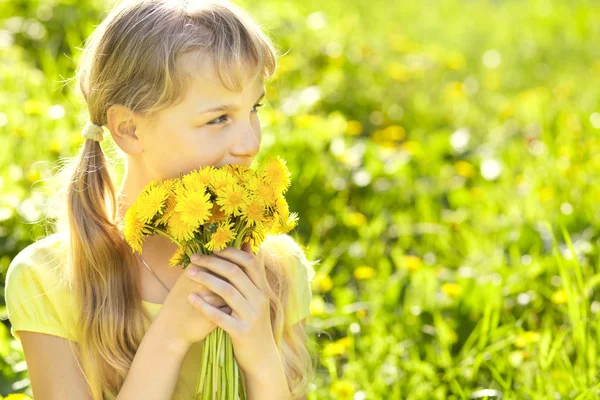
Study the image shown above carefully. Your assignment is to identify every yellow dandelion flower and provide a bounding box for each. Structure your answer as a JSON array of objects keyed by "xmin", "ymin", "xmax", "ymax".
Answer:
[
  {"xmin": 314, "ymin": 273, "xmax": 333, "ymax": 292},
  {"xmin": 4, "ymin": 394, "xmax": 34, "ymax": 400},
  {"xmin": 222, "ymin": 164, "xmax": 249, "ymax": 180},
  {"xmin": 205, "ymin": 221, "xmax": 236, "ymax": 252},
  {"xmin": 243, "ymin": 235, "xmax": 260, "ymax": 254},
  {"xmin": 123, "ymin": 203, "xmax": 147, "ymax": 254},
  {"xmin": 169, "ymin": 246, "xmax": 187, "ymax": 268},
  {"xmin": 248, "ymin": 225, "xmax": 268, "ymax": 247},
  {"xmin": 324, "ymin": 338, "xmax": 353, "ymax": 361},
  {"xmin": 215, "ymin": 183, "xmax": 247, "ymax": 217},
  {"xmin": 174, "ymin": 187, "xmax": 212, "ymax": 229},
  {"xmin": 353, "ymin": 266, "xmax": 376, "ymax": 280},
  {"xmin": 156, "ymin": 194, "xmax": 177, "ymax": 226},
  {"xmin": 262, "ymin": 215, "xmax": 277, "ymax": 232},
  {"xmin": 329, "ymin": 380, "xmax": 356, "ymax": 400},
  {"xmin": 278, "ymin": 211, "xmax": 298, "ymax": 234},
  {"xmin": 551, "ymin": 289, "xmax": 568, "ymax": 304},
  {"xmin": 181, "ymin": 170, "xmax": 209, "ymax": 193},
  {"xmin": 166, "ymin": 211, "xmax": 196, "ymax": 242},
  {"xmin": 514, "ymin": 331, "xmax": 540, "ymax": 348},
  {"xmin": 402, "ymin": 255, "xmax": 423, "ymax": 272},
  {"xmin": 210, "ymin": 169, "xmax": 237, "ymax": 193},
  {"xmin": 240, "ymin": 197, "xmax": 266, "ymax": 227},
  {"xmin": 441, "ymin": 282, "xmax": 462, "ymax": 298},
  {"xmin": 455, "ymin": 160, "xmax": 476, "ymax": 178},
  {"xmin": 195, "ymin": 165, "xmax": 217, "ymax": 186},
  {"xmin": 252, "ymin": 179, "xmax": 278, "ymax": 206},
  {"xmin": 261, "ymin": 156, "xmax": 291, "ymax": 195},
  {"xmin": 274, "ymin": 196, "xmax": 289, "ymax": 216},
  {"xmin": 206, "ymin": 202, "xmax": 227, "ymax": 224},
  {"xmin": 159, "ymin": 177, "xmax": 178, "ymax": 192},
  {"xmin": 136, "ymin": 181, "xmax": 170, "ymax": 223},
  {"xmin": 243, "ymin": 171, "xmax": 263, "ymax": 192}
]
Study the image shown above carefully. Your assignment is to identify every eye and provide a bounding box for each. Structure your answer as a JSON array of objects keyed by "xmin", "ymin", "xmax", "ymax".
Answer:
[{"xmin": 206, "ymin": 103, "xmax": 265, "ymax": 126}]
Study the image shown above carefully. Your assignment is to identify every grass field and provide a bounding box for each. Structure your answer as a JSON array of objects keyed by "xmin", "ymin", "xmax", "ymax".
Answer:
[{"xmin": 1, "ymin": 0, "xmax": 600, "ymax": 398}]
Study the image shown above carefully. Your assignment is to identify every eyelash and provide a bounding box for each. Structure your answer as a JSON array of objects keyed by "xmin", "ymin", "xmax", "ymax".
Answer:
[{"xmin": 206, "ymin": 103, "xmax": 265, "ymax": 126}]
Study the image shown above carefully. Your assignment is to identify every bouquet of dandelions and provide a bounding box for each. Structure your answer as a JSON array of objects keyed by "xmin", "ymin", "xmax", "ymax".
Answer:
[{"xmin": 122, "ymin": 156, "xmax": 297, "ymax": 400}]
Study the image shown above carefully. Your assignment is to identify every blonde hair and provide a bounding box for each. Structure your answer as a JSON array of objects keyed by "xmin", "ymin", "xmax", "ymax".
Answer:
[{"xmin": 53, "ymin": 0, "xmax": 316, "ymax": 397}]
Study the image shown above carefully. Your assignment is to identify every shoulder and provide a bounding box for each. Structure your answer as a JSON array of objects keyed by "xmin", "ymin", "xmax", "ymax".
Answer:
[
  {"xmin": 4, "ymin": 231, "xmax": 77, "ymax": 342},
  {"xmin": 5, "ymin": 231, "xmax": 69, "ymax": 284}
]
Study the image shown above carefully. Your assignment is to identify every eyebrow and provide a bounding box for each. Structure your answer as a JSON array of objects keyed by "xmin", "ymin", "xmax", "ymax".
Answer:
[{"xmin": 197, "ymin": 90, "xmax": 266, "ymax": 115}]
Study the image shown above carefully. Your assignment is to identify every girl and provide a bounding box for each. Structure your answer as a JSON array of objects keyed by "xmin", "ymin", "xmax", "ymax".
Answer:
[{"xmin": 4, "ymin": 0, "xmax": 317, "ymax": 398}]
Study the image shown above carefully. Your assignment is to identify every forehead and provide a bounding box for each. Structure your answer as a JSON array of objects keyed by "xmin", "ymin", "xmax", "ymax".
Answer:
[{"xmin": 179, "ymin": 51, "xmax": 264, "ymax": 98}]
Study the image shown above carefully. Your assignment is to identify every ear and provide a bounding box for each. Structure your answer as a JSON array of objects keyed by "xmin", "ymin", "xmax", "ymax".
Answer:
[{"xmin": 106, "ymin": 104, "xmax": 143, "ymax": 156}]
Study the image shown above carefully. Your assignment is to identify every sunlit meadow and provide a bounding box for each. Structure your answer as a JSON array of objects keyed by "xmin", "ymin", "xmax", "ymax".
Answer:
[{"xmin": 1, "ymin": 0, "xmax": 600, "ymax": 399}]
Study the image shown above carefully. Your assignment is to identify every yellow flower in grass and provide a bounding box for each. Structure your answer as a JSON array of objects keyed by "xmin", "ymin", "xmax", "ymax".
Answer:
[
  {"xmin": 169, "ymin": 246, "xmax": 187, "ymax": 267},
  {"xmin": 441, "ymin": 282, "xmax": 462, "ymax": 297},
  {"xmin": 402, "ymin": 255, "xmax": 423, "ymax": 272},
  {"xmin": 261, "ymin": 156, "xmax": 291, "ymax": 195},
  {"xmin": 329, "ymin": 380, "xmax": 355, "ymax": 400},
  {"xmin": 551, "ymin": 289, "xmax": 568, "ymax": 304},
  {"xmin": 167, "ymin": 211, "xmax": 196, "ymax": 242},
  {"xmin": 123, "ymin": 203, "xmax": 149, "ymax": 253},
  {"xmin": 215, "ymin": 183, "xmax": 247, "ymax": 217},
  {"xmin": 514, "ymin": 331, "xmax": 540, "ymax": 348},
  {"xmin": 314, "ymin": 273, "xmax": 333, "ymax": 292},
  {"xmin": 136, "ymin": 180, "xmax": 170, "ymax": 223},
  {"xmin": 324, "ymin": 337, "xmax": 353, "ymax": 358},
  {"xmin": 240, "ymin": 197, "xmax": 266, "ymax": 226},
  {"xmin": 175, "ymin": 187, "xmax": 212, "ymax": 229},
  {"xmin": 353, "ymin": 266, "xmax": 376, "ymax": 280},
  {"xmin": 205, "ymin": 221, "xmax": 236, "ymax": 252}
]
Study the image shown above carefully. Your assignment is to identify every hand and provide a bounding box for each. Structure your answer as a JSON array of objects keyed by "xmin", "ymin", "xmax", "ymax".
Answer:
[
  {"xmin": 186, "ymin": 242, "xmax": 276, "ymax": 376},
  {"xmin": 151, "ymin": 261, "xmax": 233, "ymax": 350}
]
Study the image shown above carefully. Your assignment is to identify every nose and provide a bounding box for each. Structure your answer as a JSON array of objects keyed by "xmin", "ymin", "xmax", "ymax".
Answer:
[{"xmin": 230, "ymin": 122, "xmax": 260, "ymax": 161}]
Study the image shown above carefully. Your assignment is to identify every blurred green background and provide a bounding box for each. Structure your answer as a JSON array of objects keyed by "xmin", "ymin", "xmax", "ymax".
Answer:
[{"xmin": 1, "ymin": 0, "xmax": 600, "ymax": 398}]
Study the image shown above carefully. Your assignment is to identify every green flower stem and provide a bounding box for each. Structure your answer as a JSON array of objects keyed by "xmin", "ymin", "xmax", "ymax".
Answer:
[
  {"xmin": 145, "ymin": 226, "xmax": 181, "ymax": 246},
  {"xmin": 191, "ymin": 240, "xmax": 249, "ymax": 400}
]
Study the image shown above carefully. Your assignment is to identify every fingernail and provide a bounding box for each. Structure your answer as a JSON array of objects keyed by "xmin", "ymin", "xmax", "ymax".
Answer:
[
  {"xmin": 191, "ymin": 254, "xmax": 201, "ymax": 263},
  {"xmin": 188, "ymin": 266, "xmax": 199, "ymax": 276}
]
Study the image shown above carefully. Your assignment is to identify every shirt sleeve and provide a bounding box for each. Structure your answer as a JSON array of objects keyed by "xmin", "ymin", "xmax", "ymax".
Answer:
[{"xmin": 4, "ymin": 237, "xmax": 78, "ymax": 343}]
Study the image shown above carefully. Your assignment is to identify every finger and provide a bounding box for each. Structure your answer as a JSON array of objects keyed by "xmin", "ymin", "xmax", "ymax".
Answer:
[
  {"xmin": 211, "ymin": 245, "xmax": 268, "ymax": 292},
  {"xmin": 189, "ymin": 294, "xmax": 240, "ymax": 334},
  {"xmin": 193, "ymin": 269, "xmax": 254, "ymax": 319},
  {"xmin": 189, "ymin": 254, "xmax": 261, "ymax": 302},
  {"xmin": 219, "ymin": 305, "xmax": 233, "ymax": 315},
  {"xmin": 242, "ymin": 241, "xmax": 268, "ymax": 286},
  {"xmin": 201, "ymin": 293, "xmax": 227, "ymax": 308}
]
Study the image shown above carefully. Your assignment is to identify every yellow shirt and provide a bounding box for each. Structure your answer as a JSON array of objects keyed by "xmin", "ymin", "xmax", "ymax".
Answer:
[{"xmin": 4, "ymin": 231, "xmax": 315, "ymax": 399}]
